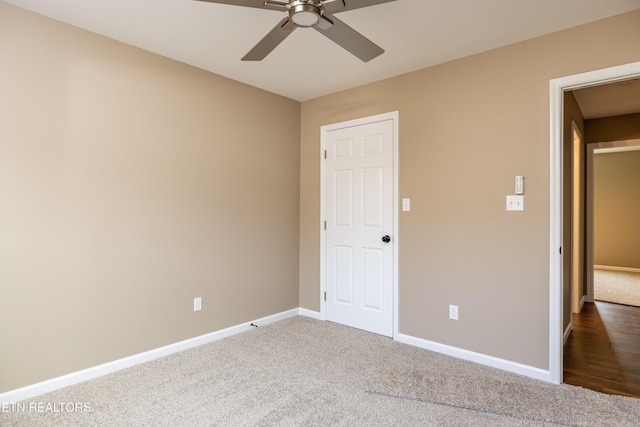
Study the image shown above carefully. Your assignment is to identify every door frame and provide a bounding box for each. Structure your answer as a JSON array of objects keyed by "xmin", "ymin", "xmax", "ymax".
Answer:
[
  {"xmin": 319, "ymin": 111, "xmax": 399, "ymax": 339},
  {"xmin": 549, "ymin": 61, "xmax": 640, "ymax": 384},
  {"xmin": 586, "ymin": 140, "xmax": 640, "ymax": 300},
  {"xmin": 570, "ymin": 121, "xmax": 584, "ymax": 319}
]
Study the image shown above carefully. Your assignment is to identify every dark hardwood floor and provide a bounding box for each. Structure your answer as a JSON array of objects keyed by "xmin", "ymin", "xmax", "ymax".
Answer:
[{"xmin": 564, "ymin": 301, "xmax": 640, "ymax": 398}]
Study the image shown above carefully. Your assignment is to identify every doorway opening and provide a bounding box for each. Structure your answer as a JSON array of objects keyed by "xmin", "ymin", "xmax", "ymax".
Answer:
[
  {"xmin": 550, "ymin": 61, "xmax": 640, "ymax": 385},
  {"xmin": 588, "ymin": 141, "xmax": 640, "ymax": 305},
  {"xmin": 565, "ymin": 139, "xmax": 640, "ymax": 397}
]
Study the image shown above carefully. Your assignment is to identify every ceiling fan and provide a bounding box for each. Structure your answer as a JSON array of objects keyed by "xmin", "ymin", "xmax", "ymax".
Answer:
[{"xmin": 194, "ymin": 0, "xmax": 397, "ymax": 62}]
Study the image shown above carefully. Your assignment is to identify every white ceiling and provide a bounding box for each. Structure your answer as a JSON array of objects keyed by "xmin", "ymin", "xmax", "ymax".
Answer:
[{"xmin": 4, "ymin": 0, "xmax": 640, "ymax": 102}]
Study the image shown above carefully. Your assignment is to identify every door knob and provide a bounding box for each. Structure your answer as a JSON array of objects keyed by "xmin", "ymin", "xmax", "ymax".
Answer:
[{"xmin": 382, "ymin": 235, "xmax": 391, "ymax": 243}]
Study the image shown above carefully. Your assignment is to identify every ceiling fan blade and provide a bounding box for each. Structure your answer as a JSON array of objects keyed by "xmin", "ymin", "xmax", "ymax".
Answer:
[
  {"xmin": 314, "ymin": 14, "xmax": 384, "ymax": 62},
  {"xmin": 193, "ymin": 0, "xmax": 267, "ymax": 8},
  {"xmin": 242, "ymin": 18, "xmax": 297, "ymax": 61},
  {"xmin": 323, "ymin": 0, "xmax": 397, "ymax": 14},
  {"xmin": 194, "ymin": 0, "xmax": 287, "ymax": 13},
  {"xmin": 316, "ymin": 14, "xmax": 333, "ymax": 31}
]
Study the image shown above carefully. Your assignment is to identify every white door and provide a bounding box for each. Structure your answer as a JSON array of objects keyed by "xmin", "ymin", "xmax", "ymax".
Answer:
[{"xmin": 324, "ymin": 117, "xmax": 395, "ymax": 337}]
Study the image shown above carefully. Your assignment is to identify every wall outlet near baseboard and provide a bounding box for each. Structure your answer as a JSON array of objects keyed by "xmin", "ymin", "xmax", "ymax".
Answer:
[{"xmin": 194, "ymin": 297, "xmax": 202, "ymax": 312}]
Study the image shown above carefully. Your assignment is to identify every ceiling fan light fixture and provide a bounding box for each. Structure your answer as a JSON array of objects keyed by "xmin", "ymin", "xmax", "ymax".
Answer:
[{"xmin": 289, "ymin": 3, "xmax": 321, "ymax": 27}]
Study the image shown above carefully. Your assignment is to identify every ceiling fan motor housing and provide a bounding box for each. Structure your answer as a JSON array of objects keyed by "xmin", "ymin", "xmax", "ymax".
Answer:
[
  {"xmin": 288, "ymin": 0, "xmax": 323, "ymax": 27},
  {"xmin": 198, "ymin": 0, "xmax": 393, "ymax": 62}
]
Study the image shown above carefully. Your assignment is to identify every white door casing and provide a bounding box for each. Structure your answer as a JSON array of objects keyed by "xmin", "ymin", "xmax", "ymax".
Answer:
[{"xmin": 321, "ymin": 112, "xmax": 398, "ymax": 337}]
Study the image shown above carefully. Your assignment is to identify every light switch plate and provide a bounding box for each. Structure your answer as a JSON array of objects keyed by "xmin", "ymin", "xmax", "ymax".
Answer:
[
  {"xmin": 402, "ymin": 198, "xmax": 411, "ymax": 211},
  {"xmin": 506, "ymin": 195, "xmax": 524, "ymax": 211}
]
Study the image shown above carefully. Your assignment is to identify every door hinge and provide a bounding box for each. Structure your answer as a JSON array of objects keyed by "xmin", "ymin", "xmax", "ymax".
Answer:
[
  {"xmin": 324, "ymin": 221, "xmax": 326, "ymax": 230},
  {"xmin": 324, "ymin": 291, "xmax": 326, "ymax": 301},
  {"xmin": 559, "ymin": 246, "xmax": 562, "ymax": 255},
  {"xmin": 324, "ymin": 150, "xmax": 327, "ymax": 159}
]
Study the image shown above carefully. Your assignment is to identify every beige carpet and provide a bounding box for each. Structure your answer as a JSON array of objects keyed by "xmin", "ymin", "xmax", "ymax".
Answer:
[
  {"xmin": 594, "ymin": 269, "xmax": 640, "ymax": 307},
  {"xmin": 2, "ymin": 316, "xmax": 639, "ymax": 426}
]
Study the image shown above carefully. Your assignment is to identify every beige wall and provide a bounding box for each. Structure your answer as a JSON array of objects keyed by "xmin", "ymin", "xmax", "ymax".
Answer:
[
  {"xmin": 594, "ymin": 150, "xmax": 640, "ymax": 269},
  {"xmin": 0, "ymin": 2, "xmax": 300, "ymax": 393},
  {"xmin": 299, "ymin": 10, "xmax": 640, "ymax": 369},
  {"xmin": 3, "ymin": 2, "xmax": 640, "ymax": 395}
]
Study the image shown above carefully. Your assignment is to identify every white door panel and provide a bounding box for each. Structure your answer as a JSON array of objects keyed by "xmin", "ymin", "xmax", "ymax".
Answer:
[
  {"xmin": 325, "ymin": 118, "xmax": 394, "ymax": 337},
  {"xmin": 334, "ymin": 246, "xmax": 353, "ymax": 304}
]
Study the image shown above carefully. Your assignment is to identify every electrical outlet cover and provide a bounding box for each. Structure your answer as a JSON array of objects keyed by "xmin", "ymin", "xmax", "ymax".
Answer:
[{"xmin": 449, "ymin": 304, "xmax": 458, "ymax": 320}]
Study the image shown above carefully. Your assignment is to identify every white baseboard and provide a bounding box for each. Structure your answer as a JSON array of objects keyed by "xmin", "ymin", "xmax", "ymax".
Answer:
[
  {"xmin": 397, "ymin": 333, "xmax": 551, "ymax": 383},
  {"xmin": 0, "ymin": 308, "xmax": 299, "ymax": 403},
  {"xmin": 298, "ymin": 308, "xmax": 323, "ymax": 320},
  {"xmin": 2, "ymin": 308, "xmax": 557, "ymax": 402},
  {"xmin": 563, "ymin": 322, "xmax": 573, "ymax": 345},
  {"xmin": 298, "ymin": 312, "xmax": 551, "ymax": 383},
  {"xmin": 595, "ymin": 265, "xmax": 640, "ymax": 274}
]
